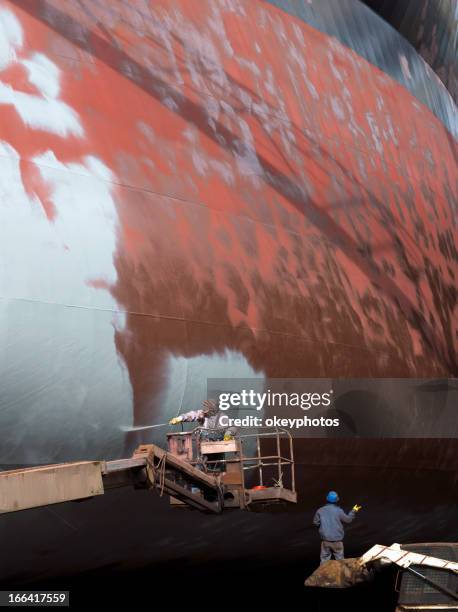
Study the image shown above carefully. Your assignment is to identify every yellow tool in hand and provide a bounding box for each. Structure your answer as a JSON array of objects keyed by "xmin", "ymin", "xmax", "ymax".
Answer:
[{"xmin": 352, "ymin": 504, "xmax": 362, "ymax": 512}]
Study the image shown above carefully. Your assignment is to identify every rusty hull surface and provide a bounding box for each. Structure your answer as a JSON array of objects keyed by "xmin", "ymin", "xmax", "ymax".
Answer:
[
  {"xmin": 0, "ymin": 0, "xmax": 456, "ymax": 584},
  {"xmin": 0, "ymin": 0, "xmax": 455, "ymax": 461}
]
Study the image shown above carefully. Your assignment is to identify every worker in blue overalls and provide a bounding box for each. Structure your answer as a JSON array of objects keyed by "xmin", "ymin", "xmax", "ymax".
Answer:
[{"xmin": 313, "ymin": 491, "xmax": 361, "ymax": 564}]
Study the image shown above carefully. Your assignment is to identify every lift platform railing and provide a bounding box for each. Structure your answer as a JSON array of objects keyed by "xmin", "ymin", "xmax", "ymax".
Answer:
[
  {"xmin": 189, "ymin": 427, "xmax": 294, "ymax": 481},
  {"xmin": 172, "ymin": 426, "xmax": 296, "ymax": 506},
  {"xmin": 237, "ymin": 427, "xmax": 295, "ymax": 493}
]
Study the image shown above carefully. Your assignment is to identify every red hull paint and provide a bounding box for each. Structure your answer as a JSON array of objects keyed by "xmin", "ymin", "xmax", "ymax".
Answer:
[
  {"xmin": 0, "ymin": 0, "xmax": 456, "ymax": 442},
  {"xmin": 0, "ymin": 0, "xmax": 456, "ymax": 586}
]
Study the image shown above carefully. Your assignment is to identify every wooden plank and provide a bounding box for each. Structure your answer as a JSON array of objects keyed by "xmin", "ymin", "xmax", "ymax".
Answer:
[
  {"xmin": 200, "ymin": 440, "xmax": 238, "ymax": 454},
  {"xmin": 0, "ymin": 462, "xmax": 104, "ymax": 513}
]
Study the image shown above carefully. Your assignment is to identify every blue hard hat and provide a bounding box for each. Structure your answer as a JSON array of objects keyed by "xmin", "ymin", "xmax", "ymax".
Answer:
[{"xmin": 326, "ymin": 491, "xmax": 339, "ymax": 503}]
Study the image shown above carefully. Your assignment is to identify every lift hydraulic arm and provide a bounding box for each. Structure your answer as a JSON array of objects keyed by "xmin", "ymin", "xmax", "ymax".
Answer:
[
  {"xmin": 0, "ymin": 444, "xmax": 223, "ymax": 515},
  {"xmin": 0, "ymin": 437, "xmax": 297, "ymax": 515}
]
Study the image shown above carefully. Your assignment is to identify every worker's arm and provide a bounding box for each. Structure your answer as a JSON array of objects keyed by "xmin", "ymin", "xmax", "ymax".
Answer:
[
  {"xmin": 313, "ymin": 510, "xmax": 321, "ymax": 527},
  {"xmin": 170, "ymin": 409, "xmax": 205, "ymax": 425},
  {"xmin": 339, "ymin": 508, "xmax": 356, "ymax": 523}
]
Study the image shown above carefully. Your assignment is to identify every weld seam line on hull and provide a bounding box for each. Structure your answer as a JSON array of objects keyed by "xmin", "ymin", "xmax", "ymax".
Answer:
[
  {"xmin": 0, "ymin": 294, "xmax": 396, "ymax": 355},
  {"xmin": 0, "ymin": 106, "xmax": 454, "ymax": 215},
  {"xmin": 1, "ymin": 129, "xmax": 454, "ymax": 214},
  {"xmin": 0, "ymin": 152, "xmax": 453, "ymax": 257}
]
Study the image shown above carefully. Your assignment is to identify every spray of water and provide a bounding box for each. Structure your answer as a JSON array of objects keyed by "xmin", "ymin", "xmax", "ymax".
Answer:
[{"xmin": 120, "ymin": 423, "xmax": 169, "ymax": 432}]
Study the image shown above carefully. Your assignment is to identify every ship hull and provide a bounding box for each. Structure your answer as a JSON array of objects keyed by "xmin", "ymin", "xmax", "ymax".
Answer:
[{"xmin": 0, "ymin": 0, "xmax": 456, "ymax": 583}]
